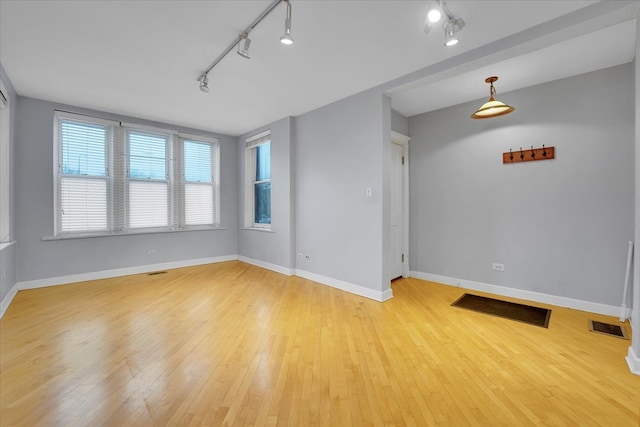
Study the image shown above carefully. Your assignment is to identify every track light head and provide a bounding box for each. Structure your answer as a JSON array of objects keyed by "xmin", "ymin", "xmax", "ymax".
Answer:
[
  {"xmin": 199, "ymin": 75, "xmax": 210, "ymax": 93},
  {"xmin": 237, "ymin": 33, "xmax": 251, "ymax": 59},
  {"xmin": 427, "ymin": 1, "xmax": 442, "ymax": 24},
  {"xmin": 444, "ymin": 18, "xmax": 464, "ymax": 47},
  {"xmin": 280, "ymin": 1, "xmax": 293, "ymax": 45}
]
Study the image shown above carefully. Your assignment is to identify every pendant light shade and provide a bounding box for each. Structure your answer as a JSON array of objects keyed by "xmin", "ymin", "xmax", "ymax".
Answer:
[{"xmin": 471, "ymin": 76, "xmax": 514, "ymax": 119}]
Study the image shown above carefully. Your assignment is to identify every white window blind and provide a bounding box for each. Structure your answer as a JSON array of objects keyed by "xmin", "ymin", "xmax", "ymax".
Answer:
[
  {"xmin": 56, "ymin": 118, "xmax": 111, "ymax": 234},
  {"xmin": 183, "ymin": 139, "xmax": 217, "ymax": 226},
  {"xmin": 53, "ymin": 111, "xmax": 221, "ymax": 237},
  {"xmin": 127, "ymin": 130, "xmax": 169, "ymax": 229},
  {"xmin": 0, "ymin": 85, "xmax": 10, "ymax": 242}
]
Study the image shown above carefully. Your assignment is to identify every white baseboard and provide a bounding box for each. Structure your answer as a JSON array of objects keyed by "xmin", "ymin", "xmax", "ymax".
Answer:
[
  {"xmin": 238, "ymin": 256, "xmax": 294, "ymax": 276},
  {"xmin": 410, "ymin": 271, "xmax": 622, "ymax": 318},
  {"xmin": 626, "ymin": 347, "xmax": 640, "ymax": 376},
  {"xmin": 0, "ymin": 282, "xmax": 19, "ymax": 318},
  {"xmin": 296, "ymin": 268, "xmax": 393, "ymax": 302},
  {"xmin": 16, "ymin": 255, "xmax": 238, "ymax": 291}
]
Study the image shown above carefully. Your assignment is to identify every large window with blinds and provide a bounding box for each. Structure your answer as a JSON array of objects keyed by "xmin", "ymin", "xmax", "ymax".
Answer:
[
  {"xmin": 244, "ymin": 131, "xmax": 271, "ymax": 228},
  {"xmin": 53, "ymin": 111, "xmax": 220, "ymax": 237},
  {"xmin": 127, "ymin": 130, "xmax": 169, "ymax": 229},
  {"xmin": 0, "ymin": 81, "xmax": 11, "ymax": 243}
]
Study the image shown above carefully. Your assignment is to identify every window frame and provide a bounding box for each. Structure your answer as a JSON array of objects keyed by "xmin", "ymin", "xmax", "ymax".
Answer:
[
  {"xmin": 244, "ymin": 130, "xmax": 271, "ymax": 229},
  {"xmin": 53, "ymin": 112, "xmax": 117, "ymax": 236},
  {"xmin": 52, "ymin": 111, "xmax": 221, "ymax": 239},
  {"xmin": 180, "ymin": 133, "xmax": 220, "ymax": 228},
  {"xmin": 125, "ymin": 127, "xmax": 171, "ymax": 231}
]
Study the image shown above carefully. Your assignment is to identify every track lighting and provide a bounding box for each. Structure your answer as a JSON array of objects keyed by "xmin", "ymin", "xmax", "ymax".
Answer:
[
  {"xmin": 280, "ymin": 0, "xmax": 293, "ymax": 45},
  {"xmin": 444, "ymin": 18, "xmax": 464, "ymax": 47},
  {"xmin": 427, "ymin": 1, "xmax": 442, "ymax": 24},
  {"xmin": 471, "ymin": 76, "xmax": 515, "ymax": 119},
  {"xmin": 198, "ymin": 75, "xmax": 210, "ymax": 93},
  {"xmin": 196, "ymin": 0, "xmax": 293, "ymax": 93},
  {"xmin": 423, "ymin": 0, "xmax": 464, "ymax": 46},
  {"xmin": 237, "ymin": 32, "xmax": 251, "ymax": 59}
]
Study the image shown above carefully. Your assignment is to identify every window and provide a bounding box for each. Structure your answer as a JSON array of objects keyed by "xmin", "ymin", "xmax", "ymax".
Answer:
[
  {"xmin": 0, "ymin": 81, "xmax": 10, "ymax": 243},
  {"xmin": 56, "ymin": 115, "xmax": 112, "ymax": 234},
  {"xmin": 183, "ymin": 138, "xmax": 217, "ymax": 226},
  {"xmin": 245, "ymin": 131, "xmax": 271, "ymax": 228},
  {"xmin": 53, "ymin": 111, "xmax": 220, "ymax": 237},
  {"xmin": 127, "ymin": 130, "xmax": 169, "ymax": 229}
]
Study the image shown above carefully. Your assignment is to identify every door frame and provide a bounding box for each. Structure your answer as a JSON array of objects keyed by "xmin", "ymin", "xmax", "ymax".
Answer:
[{"xmin": 391, "ymin": 131, "xmax": 410, "ymax": 278}]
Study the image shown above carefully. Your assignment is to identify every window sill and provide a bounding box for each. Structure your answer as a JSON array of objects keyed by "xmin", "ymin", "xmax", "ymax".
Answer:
[
  {"xmin": 240, "ymin": 227, "xmax": 274, "ymax": 233},
  {"xmin": 0, "ymin": 241, "xmax": 16, "ymax": 252},
  {"xmin": 42, "ymin": 226, "xmax": 228, "ymax": 241}
]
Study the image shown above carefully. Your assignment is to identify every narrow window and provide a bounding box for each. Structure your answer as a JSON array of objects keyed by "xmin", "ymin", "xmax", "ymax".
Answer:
[
  {"xmin": 127, "ymin": 130, "xmax": 169, "ymax": 229},
  {"xmin": 254, "ymin": 142, "xmax": 271, "ymax": 225},
  {"xmin": 245, "ymin": 131, "xmax": 271, "ymax": 228},
  {"xmin": 183, "ymin": 139, "xmax": 215, "ymax": 225}
]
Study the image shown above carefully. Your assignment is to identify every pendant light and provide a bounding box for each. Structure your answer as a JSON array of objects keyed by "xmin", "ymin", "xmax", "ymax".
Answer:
[{"xmin": 471, "ymin": 76, "xmax": 514, "ymax": 119}]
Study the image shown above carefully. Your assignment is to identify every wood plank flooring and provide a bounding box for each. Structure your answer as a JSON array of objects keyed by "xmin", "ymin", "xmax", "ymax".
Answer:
[{"xmin": 1, "ymin": 261, "xmax": 638, "ymax": 426}]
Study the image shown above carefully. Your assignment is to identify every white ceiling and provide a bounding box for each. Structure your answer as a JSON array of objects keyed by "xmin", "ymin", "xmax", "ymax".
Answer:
[{"xmin": 1, "ymin": 1, "xmax": 638, "ymax": 136}]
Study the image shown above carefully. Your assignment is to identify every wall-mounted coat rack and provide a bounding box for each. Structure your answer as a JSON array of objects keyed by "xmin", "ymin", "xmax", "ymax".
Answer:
[{"xmin": 503, "ymin": 145, "xmax": 555, "ymax": 164}]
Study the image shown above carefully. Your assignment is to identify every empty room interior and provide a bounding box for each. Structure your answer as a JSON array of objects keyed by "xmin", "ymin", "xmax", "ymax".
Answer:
[{"xmin": 1, "ymin": 0, "xmax": 640, "ymax": 425}]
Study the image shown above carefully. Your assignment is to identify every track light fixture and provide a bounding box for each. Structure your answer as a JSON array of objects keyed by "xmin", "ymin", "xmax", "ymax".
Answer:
[
  {"xmin": 280, "ymin": 0, "xmax": 294, "ymax": 45},
  {"xmin": 198, "ymin": 75, "xmax": 209, "ymax": 93},
  {"xmin": 471, "ymin": 76, "xmax": 515, "ymax": 119},
  {"xmin": 237, "ymin": 32, "xmax": 251, "ymax": 59},
  {"xmin": 444, "ymin": 18, "xmax": 464, "ymax": 47},
  {"xmin": 196, "ymin": 0, "xmax": 293, "ymax": 93},
  {"xmin": 424, "ymin": 0, "xmax": 443, "ymax": 33},
  {"xmin": 427, "ymin": 4, "xmax": 441, "ymax": 24},
  {"xmin": 423, "ymin": 0, "xmax": 464, "ymax": 46}
]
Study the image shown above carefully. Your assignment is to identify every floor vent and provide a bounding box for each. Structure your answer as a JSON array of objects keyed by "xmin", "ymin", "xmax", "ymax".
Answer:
[
  {"xmin": 147, "ymin": 271, "xmax": 167, "ymax": 276},
  {"xmin": 588, "ymin": 320, "xmax": 628, "ymax": 340}
]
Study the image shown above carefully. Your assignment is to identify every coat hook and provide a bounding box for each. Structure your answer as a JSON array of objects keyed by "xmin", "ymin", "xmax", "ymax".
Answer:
[
  {"xmin": 542, "ymin": 144, "xmax": 547, "ymax": 157},
  {"xmin": 509, "ymin": 149, "xmax": 513, "ymax": 161},
  {"xmin": 531, "ymin": 145, "xmax": 535, "ymax": 158},
  {"xmin": 519, "ymin": 147, "xmax": 524, "ymax": 160}
]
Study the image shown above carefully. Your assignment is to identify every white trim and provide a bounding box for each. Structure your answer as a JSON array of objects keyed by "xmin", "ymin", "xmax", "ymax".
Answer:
[
  {"xmin": 0, "ymin": 281, "xmax": 19, "ymax": 319},
  {"xmin": 391, "ymin": 131, "xmax": 410, "ymax": 146},
  {"xmin": 121, "ymin": 121, "xmax": 178, "ymax": 135},
  {"xmin": 238, "ymin": 256, "xmax": 294, "ymax": 276},
  {"xmin": 410, "ymin": 270, "xmax": 625, "ymax": 318},
  {"xmin": 390, "ymin": 131, "xmax": 410, "ymax": 278},
  {"xmin": 43, "ymin": 226, "xmax": 228, "ymax": 241},
  {"xmin": 626, "ymin": 347, "xmax": 640, "ymax": 375},
  {"xmin": 178, "ymin": 132, "xmax": 219, "ymax": 144},
  {"xmin": 0, "ymin": 241, "xmax": 15, "ymax": 251},
  {"xmin": 245, "ymin": 129, "xmax": 271, "ymax": 147},
  {"xmin": 55, "ymin": 110, "xmax": 119, "ymax": 127},
  {"xmin": 240, "ymin": 227, "xmax": 275, "ymax": 233},
  {"xmin": 16, "ymin": 255, "xmax": 237, "ymax": 291},
  {"xmin": 296, "ymin": 268, "xmax": 393, "ymax": 302}
]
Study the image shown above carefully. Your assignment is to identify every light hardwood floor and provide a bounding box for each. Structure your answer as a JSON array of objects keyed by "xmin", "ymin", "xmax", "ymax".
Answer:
[{"xmin": 1, "ymin": 261, "xmax": 639, "ymax": 426}]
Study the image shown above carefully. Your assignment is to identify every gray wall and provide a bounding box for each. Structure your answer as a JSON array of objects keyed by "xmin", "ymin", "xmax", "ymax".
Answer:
[
  {"xmin": 408, "ymin": 64, "xmax": 634, "ymax": 307},
  {"xmin": 0, "ymin": 63, "xmax": 16, "ymax": 304},
  {"xmin": 391, "ymin": 109, "xmax": 409, "ymax": 135},
  {"xmin": 630, "ymin": 18, "xmax": 639, "ymax": 367},
  {"xmin": 14, "ymin": 97, "xmax": 238, "ymax": 282},
  {"xmin": 295, "ymin": 88, "xmax": 389, "ymax": 294},
  {"xmin": 238, "ymin": 116, "xmax": 295, "ymax": 270}
]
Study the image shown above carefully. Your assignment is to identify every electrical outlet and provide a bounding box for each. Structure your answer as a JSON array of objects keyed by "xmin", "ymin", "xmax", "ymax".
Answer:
[
  {"xmin": 304, "ymin": 255, "xmax": 311, "ymax": 260},
  {"xmin": 492, "ymin": 263, "xmax": 505, "ymax": 272},
  {"xmin": 148, "ymin": 249, "xmax": 157, "ymax": 255}
]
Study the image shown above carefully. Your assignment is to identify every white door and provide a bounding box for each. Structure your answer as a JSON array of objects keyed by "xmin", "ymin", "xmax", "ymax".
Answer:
[{"xmin": 390, "ymin": 142, "xmax": 404, "ymax": 280}]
